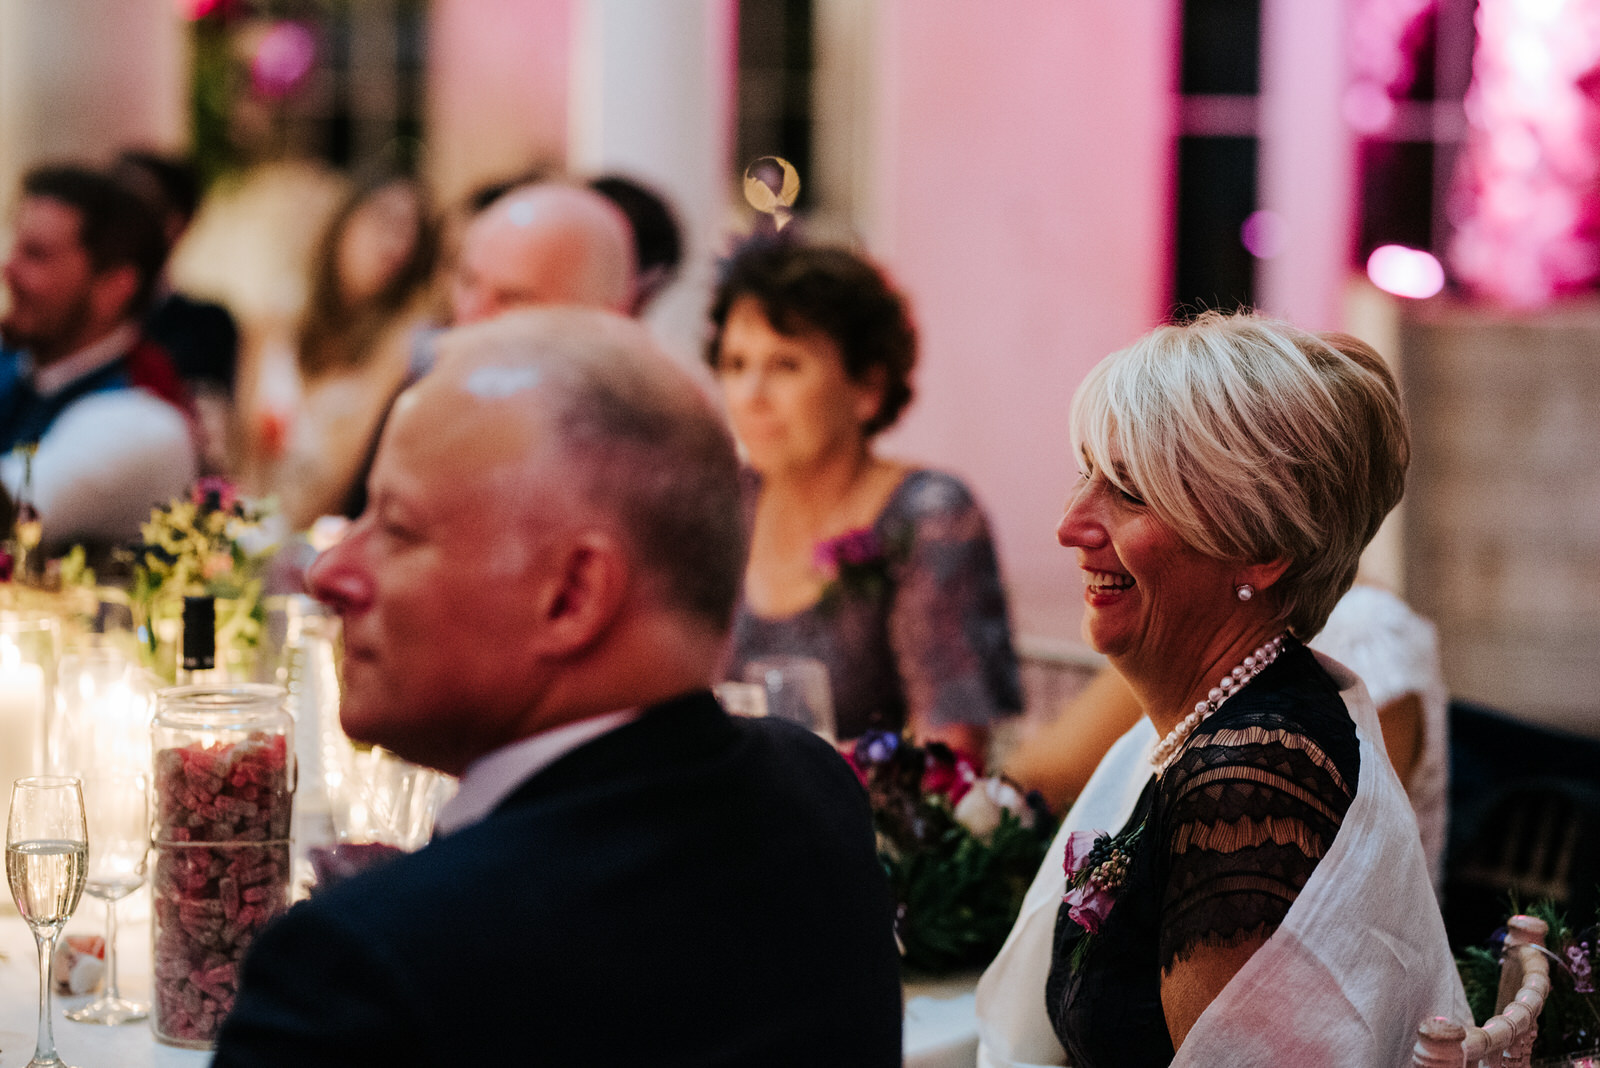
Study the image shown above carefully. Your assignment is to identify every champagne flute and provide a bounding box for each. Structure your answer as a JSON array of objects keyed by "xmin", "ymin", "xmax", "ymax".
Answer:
[
  {"xmin": 64, "ymin": 771, "xmax": 150, "ymax": 1024},
  {"xmin": 7, "ymin": 776, "xmax": 88, "ymax": 1068}
]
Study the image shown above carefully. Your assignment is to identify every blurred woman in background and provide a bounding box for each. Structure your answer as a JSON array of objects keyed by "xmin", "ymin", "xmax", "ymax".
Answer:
[
  {"xmin": 270, "ymin": 175, "xmax": 438, "ymax": 530},
  {"xmin": 706, "ymin": 240, "xmax": 1021, "ymax": 755}
]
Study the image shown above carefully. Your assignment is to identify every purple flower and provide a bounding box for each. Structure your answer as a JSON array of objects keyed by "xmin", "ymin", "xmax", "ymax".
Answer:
[
  {"xmin": 1061, "ymin": 827, "xmax": 1137, "ymax": 936},
  {"xmin": 1569, "ymin": 943, "xmax": 1594, "ymax": 994},
  {"xmin": 813, "ymin": 527, "xmax": 884, "ymax": 578},
  {"xmin": 1063, "ymin": 881, "xmax": 1116, "ymax": 934},
  {"xmin": 1061, "ymin": 830, "xmax": 1102, "ymax": 880},
  {"xmin": 854, "ymin": 730, "xmax": 900, "ymax": 768},
  {"xmin": 191, "ymin": 477, "xmax": 238, "ymax": 514}
]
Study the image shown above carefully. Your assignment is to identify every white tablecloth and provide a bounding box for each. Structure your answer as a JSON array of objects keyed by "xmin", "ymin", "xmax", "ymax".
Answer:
[
  {"xmin": 904, "ymin": 971, "xmax": 981, "ymax": 1068},
  {"xmin": 3, "ymin": 895, "xmax": 978, "ymax": 1068},
  {"xmin": 0, "ymin": 896, "xmax": 210, "ymax": 1068}
]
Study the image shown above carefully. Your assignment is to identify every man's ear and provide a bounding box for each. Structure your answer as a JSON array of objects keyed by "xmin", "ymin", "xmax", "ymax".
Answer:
[
  {"xmin": 528, "ymin": 532, "xmax": 628, "ymax": 658},
  {"xmin": 88, "ymin": 264, "xmax": 140, "ymax": 324}
]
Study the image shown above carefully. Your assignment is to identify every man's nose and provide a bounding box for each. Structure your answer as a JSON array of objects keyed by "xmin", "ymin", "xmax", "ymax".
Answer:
[{"xmin": 304, "ymin": 531, "xmax": 370, "ymax": 615}]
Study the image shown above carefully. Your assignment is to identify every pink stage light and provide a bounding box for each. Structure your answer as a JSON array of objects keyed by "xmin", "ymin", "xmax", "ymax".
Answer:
[
  {"xmin": 1240, "ymin": 210, "xmax": 1287, "ymax": 259},
  {"xmin": 1367, "ymin": 245, "xmax": 1447, "ymax": 298}
]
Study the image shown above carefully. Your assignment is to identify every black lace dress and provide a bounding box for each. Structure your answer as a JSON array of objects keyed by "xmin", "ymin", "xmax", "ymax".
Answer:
[{"xmin": 1044, "ymin": 641, "xmax": 1360, "ymax": 1067}]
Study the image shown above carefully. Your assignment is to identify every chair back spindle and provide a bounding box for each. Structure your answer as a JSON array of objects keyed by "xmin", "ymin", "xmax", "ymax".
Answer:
[{"xmin": 1412, "ymin": 914, "xmax": 1550, "ymax": 1068}]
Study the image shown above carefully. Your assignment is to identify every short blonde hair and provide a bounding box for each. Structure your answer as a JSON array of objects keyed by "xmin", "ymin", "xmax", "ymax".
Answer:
[{"xmin": 1070, "ymin": 312, "xmax": 1410, "ymax": 639}]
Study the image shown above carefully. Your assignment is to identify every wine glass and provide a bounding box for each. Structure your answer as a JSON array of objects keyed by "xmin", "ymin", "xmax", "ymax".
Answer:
[
  {"xmin": 7, "ymin": 775, "xmax": 88, "ymax": 1068},
  {"xmin": 743, "ymin": 656, "xmax": 837, "ymax": 743},
  {"xmin": 64, "ymin": 770, "xmax": 150, "ymax": 1024}
]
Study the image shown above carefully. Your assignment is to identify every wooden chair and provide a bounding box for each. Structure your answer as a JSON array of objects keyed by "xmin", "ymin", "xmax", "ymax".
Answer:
[
  {"xmin": 1412, "ymin": 914, "xmax": 1551, "ymax": 1068},
  {"xmin": 1443, "ymin": 701, "xmax": 1600, "ymax": 951}
]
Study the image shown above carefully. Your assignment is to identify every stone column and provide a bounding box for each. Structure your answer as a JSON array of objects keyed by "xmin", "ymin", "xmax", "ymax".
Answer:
[
  {"xmin": 424, "ymin": 0, "xmax": 572, "ymax": 204},
  {"xmin": 1255, "ymin": 0, "xmax": 1358, "ymax": 331},
  {"xmin": 567, "ymin": 0, "xmax": 738, "ymax": 370}
]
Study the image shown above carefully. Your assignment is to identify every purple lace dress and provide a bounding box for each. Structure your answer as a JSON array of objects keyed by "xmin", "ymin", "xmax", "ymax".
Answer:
[{"xmin": 726, "ymin": 469, "xmax": 1023, "ymax": 740}]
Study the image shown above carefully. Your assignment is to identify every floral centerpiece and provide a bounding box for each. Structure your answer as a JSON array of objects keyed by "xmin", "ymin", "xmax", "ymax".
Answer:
[
  {"xmin": 1458, "ymin": 899, "xmax": 1600, "ymax": 1063},
  {"xmin": 126, "ymin": 478, "xmax": 275, "ymax": 682},
  {"xmin": 847, "ymin": 731, "xmax": 1057, "ymax": 973}
]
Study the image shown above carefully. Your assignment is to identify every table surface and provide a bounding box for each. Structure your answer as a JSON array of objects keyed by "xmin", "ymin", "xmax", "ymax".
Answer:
[
  {"xmin": 1, "ymin": 896, "xmax": 979, "ymax": 1068},
  {"xmin": 0, "ymin": 895, "xmax": 211, "ymax": 1068}
]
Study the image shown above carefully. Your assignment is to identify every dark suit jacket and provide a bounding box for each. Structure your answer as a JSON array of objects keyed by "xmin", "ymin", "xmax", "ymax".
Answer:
[
  {"xmin": 144, "ymin": 291, "xmax": 239, "ymax": 394},
  {"xmin": 213, "ymin": 691, "xmax": 903, "ymax": 1066}
]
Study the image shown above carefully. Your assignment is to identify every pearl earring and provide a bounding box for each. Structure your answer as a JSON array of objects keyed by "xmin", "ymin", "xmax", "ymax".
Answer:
[{"xmin": 1235, "ymin": 584, "xmax": 1254, "ymax": 602}]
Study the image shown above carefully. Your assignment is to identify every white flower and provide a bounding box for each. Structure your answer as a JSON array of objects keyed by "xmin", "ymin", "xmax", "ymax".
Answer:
[
  {"xmin": 955, "ymin": 783, "xmax": 1003, "ymax": 840},
  {"xmin": 986, "ymin": 779, "xmax": 1036, "ymax": 830},
  {"xmin": 954, "ymin": 777, "xmax": 1035, "ymax": 842}
]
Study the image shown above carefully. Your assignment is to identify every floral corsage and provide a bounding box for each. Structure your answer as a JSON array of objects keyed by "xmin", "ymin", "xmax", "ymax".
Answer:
[
  {"xmin": 813, "ymin": 527, "xmax": 898, "ymax": 607},
  {"xmin": 1061, "ymin": 823, "xmax": 1144, "ymax": 967}
]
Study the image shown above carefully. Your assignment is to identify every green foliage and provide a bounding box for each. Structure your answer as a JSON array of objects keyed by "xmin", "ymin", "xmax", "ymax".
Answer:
[
  {"xmin": 125, "ymin": 484, "xmax": 274, "ymax": 680},
  {"xmin": 881, "ymin": 798, "xmax": 1056, "ymax": 973},
  {"xmin": 1456, "ymin": 896, "xmax": 1600, "ymax": 1059}
]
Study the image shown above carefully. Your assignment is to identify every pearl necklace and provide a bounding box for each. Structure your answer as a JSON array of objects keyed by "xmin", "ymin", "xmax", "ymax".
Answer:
[{"xmin": 1149, "ymin": 634, "xmax": 1286, "ymax": 773}]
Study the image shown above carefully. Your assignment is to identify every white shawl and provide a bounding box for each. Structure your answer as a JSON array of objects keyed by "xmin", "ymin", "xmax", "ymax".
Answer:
[{"xmin": 976, "ymin": 652, "xmax": 1469, "ymax": 1067}]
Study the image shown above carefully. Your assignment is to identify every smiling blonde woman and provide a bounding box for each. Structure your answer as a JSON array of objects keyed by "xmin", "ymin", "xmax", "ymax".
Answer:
[{"xmin": 976, "ymin": 312, "xmax": 1466, "ymax": 1068}]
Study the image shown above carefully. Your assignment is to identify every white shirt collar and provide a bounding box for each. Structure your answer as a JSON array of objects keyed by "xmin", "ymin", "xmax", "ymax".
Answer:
[
  {"xmin": 432, "ymin": 709, "xmax": 641, "ymax": 837},
  {"xmin": 32, "ymin": 323, "xmax": 140, "ymax": 396}
]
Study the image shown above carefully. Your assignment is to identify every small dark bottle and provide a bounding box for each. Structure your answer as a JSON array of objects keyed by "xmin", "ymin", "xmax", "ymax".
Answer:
[{"xmin": 179, "ymin": 595, "xmax": 222, "ymax": 685}]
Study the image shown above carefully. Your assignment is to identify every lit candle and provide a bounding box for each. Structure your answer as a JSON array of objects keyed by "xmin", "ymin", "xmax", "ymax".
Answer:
[{"xmin": 0, "ymin": 633, "xmax": 46, "ymax": 792}]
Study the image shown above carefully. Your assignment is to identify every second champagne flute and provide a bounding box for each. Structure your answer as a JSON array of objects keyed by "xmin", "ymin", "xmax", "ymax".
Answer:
[
  {"xmin": 64, "ymin": 771, "xmax": 150, "ymax": 1024},
  {"xmin": 7, "ymin": 775, "xmax": 88, "ymax": 1068}
]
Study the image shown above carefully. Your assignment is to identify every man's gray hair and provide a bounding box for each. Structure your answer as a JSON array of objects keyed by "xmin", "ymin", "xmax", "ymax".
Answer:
[{"xmin": 437, "ymin": 308, "xmax": 745, "ymax": 629}]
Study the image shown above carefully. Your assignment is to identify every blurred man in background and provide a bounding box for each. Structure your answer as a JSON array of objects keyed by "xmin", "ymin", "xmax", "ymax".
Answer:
[
  {"xmin": 0, "ymin": 163, "xmax": 197, "ymax": 558},
  {"xmin": 115, "ymin": 148, "xmax": 240, "ymax": 473}
]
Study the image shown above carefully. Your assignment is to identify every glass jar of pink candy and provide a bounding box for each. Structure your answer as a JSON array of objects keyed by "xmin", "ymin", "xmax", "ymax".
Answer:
[{"xmin": 150, "ymin": 684, "xmax": 293, "ymax": 1048}]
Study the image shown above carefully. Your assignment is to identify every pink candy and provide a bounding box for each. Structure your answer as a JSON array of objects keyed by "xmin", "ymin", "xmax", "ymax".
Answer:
[{"xmin": 152, "ymin": 732, "xmax": 291, "ymax": 1046}]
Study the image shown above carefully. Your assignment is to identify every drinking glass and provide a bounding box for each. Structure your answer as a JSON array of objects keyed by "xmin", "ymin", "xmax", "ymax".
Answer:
[
  {"xmin": 7, "ymin": 775, "xmax": 88, "ymax": 1068},
  {"xmin": 713, "ymin": 681, "xmax": 769, "ymax": 718},
  {"xmin": 742, "ymin": 656, "xmax": 837, "ymax": 742},
  {"xmin": 51, "ymin": 645, "xmax": 148, "ymax": 775},
  {"xmin": 64, "ymin": 771, "xmax": 150, "ymax": 1024}
]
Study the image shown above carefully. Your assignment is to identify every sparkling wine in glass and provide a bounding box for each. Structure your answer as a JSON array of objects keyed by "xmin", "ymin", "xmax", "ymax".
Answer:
[
  {"xmin": 7, "ymin": 775, "xmax": 88, "ymax": 1068},
  {"xmin": 64, "ymin": 771, "xmax": 150, "ymax": 1025}
]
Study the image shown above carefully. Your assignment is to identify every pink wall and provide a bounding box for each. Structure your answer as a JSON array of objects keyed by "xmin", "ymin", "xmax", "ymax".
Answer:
[
  {"xmin": 870, "ymin": 3, "xmax": 1180, "ymax": 647},
  {"xmin": 425, "ymin": 0, "xmax": 572, "ymax": 202}
]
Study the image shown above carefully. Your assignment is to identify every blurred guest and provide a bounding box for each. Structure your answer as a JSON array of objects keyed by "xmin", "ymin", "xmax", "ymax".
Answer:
[
  {"xmin": 114, "ymin": 148, "xmax": 240, "ymax": 472},
  {"xmin": 1005, "ymin": 581, "xmax": 1450, "ymax": 885},
  {"xmin": 281, "ymin": 179, "xmax": 629, "ymax": 556},
  {"xmin": 450, "ymin": 181, "xmax": 635, "ymax": 324},
  {"xmin": 707, "ymin": 240, "xmax": 1021, "ymax": 754},
  {"xmin": 269, "ymin": 175, "xmax": 438, "ymax": 530},
  {"xmin": 0, "ymin": 164, "xmax": 197, "ymax": 557},
  {"xmin": 976, "ymin": 314, "xmax": 1464, "ymax": 1067},
  {"xmin": 213, "ymin": 308, "xmax": 902, "ymax": 1067},
  {"xmin": 590, "ymin": 173, "xmax": 682, "ymax": 315}
]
